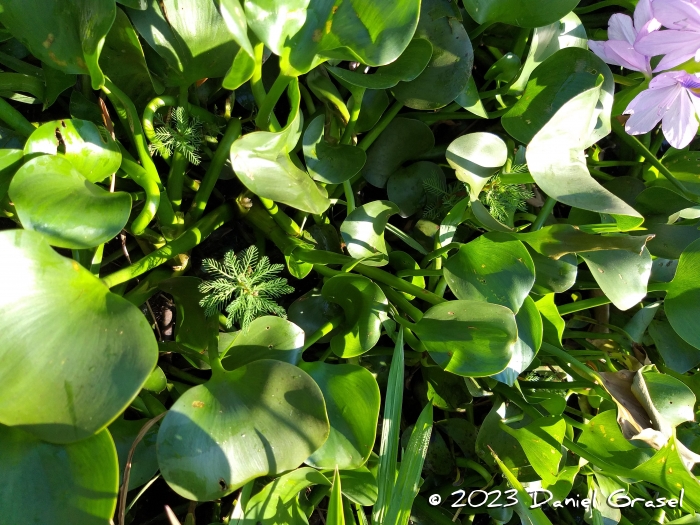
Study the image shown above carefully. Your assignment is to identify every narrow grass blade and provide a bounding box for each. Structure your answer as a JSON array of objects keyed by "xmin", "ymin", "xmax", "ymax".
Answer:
[
  {"xmin": 372, "ymin": 327, "xmax": 405, "ymax": 525},
  {"xmin": 328, "ymin": 468, "xmax": 346, "ymax": 525},
  {"xmin": 383, "ymin": 402, "xmax": 433, "ymax": 525}
]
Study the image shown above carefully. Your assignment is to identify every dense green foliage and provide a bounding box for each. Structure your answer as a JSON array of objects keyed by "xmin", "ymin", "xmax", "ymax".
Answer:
[{"xmin": 2, "ymin": 0, "xmax": 700, "ymax": 524}]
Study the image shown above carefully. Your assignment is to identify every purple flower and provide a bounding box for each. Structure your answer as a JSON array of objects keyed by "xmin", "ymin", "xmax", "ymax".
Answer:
[
  {"xmin": 624, "ymin": 71, "xmax": 700, "ymax": 148},
  {"xmin": 635, "ymin": 0, "xmax": 700, "ymax": 71},
  {"xmin": 588, "ymin": 0, "xmax": 659, "ymax": 76}
]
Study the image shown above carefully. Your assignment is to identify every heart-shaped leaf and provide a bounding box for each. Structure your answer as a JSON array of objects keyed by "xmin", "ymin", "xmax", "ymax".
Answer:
[
  {"xmin": 580, "ymin": 248, "xmax": 652, "ymax": 311},
  {"xmin": 392, "ymin": 0, "xmax": 474, "ymax": 110},
  {"xmin": 301, "ymin": 362, "xmax": 380, "ymax": 470},
  {"xmin": 504, "ymin": 48, "xmax": 614, "ymax": 145},
  {"xmin": 530, "ymin": 249, "xmax": 578, "ymax": 294},
  {"xmin": 156, "ymin": 359, "xmax": 329, "ymax": 501},
  {"xmin": 444, "ymin": 235, "xmax": 535, "ymax": 313},
  {"xmin": 446, "ymin": 132, "xmax": 508, "ymax": 197},
  {"xmin": 288, "ymin": 288, "xmax": 343, "ymax": 344},
  {"xmin": 221, "ymin": 316, "xmax": 305, "ymax": 370},
  {"xmin": 665, "ymin": 238, "xmax": 700, "ymax": 350},
  {"xmin": 0, "ymin": 425, "xmax": 118, "ymax": 524},
  {"xmin": 413, "ymin": 300, "xmax": 517, "ymax": 377},
  {"xmin": 322, "ymin": 274, "xmax": 389, "ymax": 358},
  {"xmin": 492, "ymin": 296, "xmax": 543, "ymax": 386},
  {"xmin": 303, "ymin": 114, "xmax": 366, "ymax": 184},
  {"xmin": 340, "ymin": 200, "xmax": 399, "ymax": 266},
  {"xmin": 0, "ymin": 0, "xmax": 116, "ymax": 89},
  {"xmin": 128, "ymin": 0, "xmax": 240, "ymax": 86},
  {"xmin": 326, "ymin": 38, "xmax": 432, "ymax": 89},
  {"xmin": 0, "ymin": 229, "xmax": 158, "ymax": 443},
  {"xmin": 360, "ymin": 117, "xmax": 434, "ymax": 188},
  {"xmin": 464, "ymin": 0, "xmax": 580, "ymax": 28},
  {"xmin": 10, "ymin": 155, "xmax": 131, "ymax": 249},
  {"xmin": 23, "ymin": 119, "xmax": 122, "ymax": 182},
  {"xmin": 231, "ymin": 80, "xmax": 330, "ymax": 214}
]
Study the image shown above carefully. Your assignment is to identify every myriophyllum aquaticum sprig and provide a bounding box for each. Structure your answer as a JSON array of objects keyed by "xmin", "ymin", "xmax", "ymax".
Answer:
[{"xmin": 590, "ymin": 0, "xmax": 700, "ymax": 149}]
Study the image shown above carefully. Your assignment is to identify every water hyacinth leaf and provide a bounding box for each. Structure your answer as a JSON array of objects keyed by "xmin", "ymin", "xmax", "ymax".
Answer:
[
  {"xmin": 42, "ymin": 65, "xmax": 76, "ymax": 110},
  {"xmin": 100, "ymin": 7, "xmax": 163, "ymax": 110},
  {"xmin": 664, "ymin": 151, "xmax": 700, "ymax": 196},
  {"xmin": 446, "ymin": 132, "xmax": 508, "ymax": 196},
  {"xmin": 361, "ymin": 117, "xmax": 434, "ymax": 188},
  {"xmin": 355, "ymin": 89, "xmax": 390, "ymax": 133},
  {"xmin": 218, "ymin": 0, "xmax": 255, "ymax": 90},
  {"xmin": 476, "ymin": 401, "xmax": 532, "ymax": 470},
  {"xmin": 23, "ymin": 119, "xmax": 122, "ymax": 183},
  {"xmin": 109, "ymin": 417, "xmax": 159, "ymax": 491},
  {"xmin": 326, "ymin": 38, "xmax": 433, "ymax": 89},
  {"xmin": 413, "ymin": 300, "xmax": 517, "ymax": 377},
  {"xmin": 392, "ymin": 0, "xmax": 474, "ymax": 110},
  {"xmin": 444, "ymin": 235, "xmax": 535, "ymax": 313},
  {"xmin": 535, "ymin": 294, "xmax": 564, "ymax": 346},
  {"xmin": 301, "ymin": 362, "xmax": 380, "ymax": 470},
  {"xmin": 244, "ymin": 467, "xmax": 330, "ymax": 523},
  {"xmin": 580, "ymin": 247, "xmax": 652, "ymax": 311},
  {"xmin": 504, "ymin": 48, "xmax": 614, "ymax": 145},
  {"xmin": 464, "ymin": 0, "xmax": 580, "ymax": 28},
  {"xmin": 648, "ymin": 320, "xmax": 700, "ymax": 374},
  {"xmin": 439, "ymin": 196, "xmax": 471, "ymax": 246},
  {"xmin": 288, "ymin": 288, "xmax": 343, "ymax": 344},
  {"xmin": 340, "ymin": 200, "xmax": 399, "ymax": 266},
  {"xmin": 337, "ymin": 465, "xmax": 378, "ymax": 506},
  {"xmin": 259, "ymin": 0, "xmax": 421, "ymax": 76},
  {"xmin": 128, "ymin": 0, "xmax": 240, "ymax": 86},
  {"xmin": 387, "ymin": 161, "xmax": 444, "ymax": 218},
  {"xmin": 10, "ymin": 156, "xmax": 131, "ymax": 249},
  {"xmin": 633, "ymin": 365, "xmax": 695, "ymax": 433},
  {"xmin": 303, "ymin": 114, "xmax": 366, "ymax": 184},
  {"xmin": 526, "ymin": 85, "xmax": 642, "ymax": 224},
  {"xmin": 665, "ymin": 238, "xmax": 700, "ymax": 350},
  {"xmin": 624, "ymin": 301, "xmax": 660, "ymax": 344},
  {"xmin": 634, "ymin": 187, "xmax": 697, "ymax": 224},
  {"xmin": 221, "ymin": 316, "xmax": 305, "ymax": 370},
  {"xmin": 231, "ymin": 80, "xmax": 330, "ymax": 214},
  {"xmin": 530, "ymin": 249, "xmax": 578, "ymax": 294},
  {"xmin": 642, "ymin": 223, "xmax": 700, "ymax": 260},
  {"xmin": 492, "ymin": 296, "xmax": 543, "ymax": 386},
  {"xmin": 0, "ymin": 230, "xmax": 158, "ymax": 443},
  {"xmin": 509, "ymin": 13, "xmax": 587, "ymax": 93},
  {"xmin": 454, "ymin": 75, "xmax": 488, "ymax": 117},
  {"xmin": 156, "ymin": 359, "xmax": 329, "ymax": 501},
  {"xmin": 0, "ymin": 0, "xmax": 115, "ymax": 89},
  {"xmin": 158, "ymin": 277, "xmax": 219, "ymax": 359},
  {"xmin": 322, "ymin": 274, "xmax": 389, "ymax": 358},
  {"xmin": 0, "ymin": 425, "xmax": 118, "ymax": 524},
  {"xmin": 501, "ymin": 415, "xmax": 565, "ymax": 484},
  {"xmin": 484, "ymin": 52, "xmax": 521, "ymax": 83},
  {"xmin": 0, "ymin": 148, "xmax": 23, "ymax": 201},
  {"xmin": 389, "ymin": 251, "xmax": 426, "ymax": 300}
]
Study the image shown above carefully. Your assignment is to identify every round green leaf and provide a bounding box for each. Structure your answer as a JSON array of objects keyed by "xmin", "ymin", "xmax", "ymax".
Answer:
[
  {"xmin": 413, "ymin": 300, "xmax": 517, "ymax": 377},
  {"xmin": 360, "ymin": 117, "xmax": 434, "ymax": 188},
  {"xmin": 492, "ymin": 296, "xmax": 543, "ymax": 386},
  {"xmin": 326, "ymin": 38, "xmax": 433, "ymax": 89},
  {"xmin": 530, "ymin": 249, "xmax": 578, "ymax": 295},
  {"xmin": 221, "ymin": 316, "xmax": 305, "ymax": 371},
  {"xmin": 503, "ymin": 48, "xmax": 614, "ymax": 145},
  {"xmin": 464, "ymin": 0, "xmax": 580, "ymax": 28},
  {"xmin": 0, "ymin": 0, "xmax": 115, "ymax": 89},
  {"xmin": 10, "ymin": 155, "xmax": 131, "ymax": 249},
  {"xmin": 288, "ymin": 288, "xmax": 343, "ymax": 345},
  {"xmin": 444, "ymin": 235, "xmax": 535, "ymax": 313},
  {"xmin": 387, "ymin": 161, "xmax": 444, "ymax": 218},
  {"xmin": 392, "ymin": 0, "xmax": 474, "ymax": 110},
  {"xmin": 322, "ymin": 274, "xmax": 389, "ymax": 358},
  {"xmin": 231, "ymin": 80, "xmax": 330, "ymax": 214},
  {"xmin": 303, "ymin": 114, "xmax": 366, "ymax": 184},
  {"xmin": 301, "ymin": 362, "xmax": 380, "ymax": 470},
  {"xmin": 648, "ymin": 321, "xmax": 700, "ymax": 375},
  {"xmin": 156, "ymin": 359, "xmax": 330, "ymax": 501},
  {"xmin": 23, "ymin": 119, "xmax": 122, "ymax": 182},
  {"xmin": 356, "ymin": 89, "xmax": 390, "ymax": 133},
  {"xmin": 128, "ymin": 0, "xmax": 240, "ymax": 86},
  {"xmin": 109, "ymin": 417, "xmax": 159, "ymax": 490},
  {"xmin": 0, "ymin": 425, "xmax": 118, "ymax": 524},
  {"xmin": 0, "ymin": 230, "xmax": 158, "ymax": 443},
  {"xmin": 446, "ymin": 132, "xmax": 508, "ymax": 196},
  {"xmin": 340, "ymin": 200, "xmax": 400, "ymax": 266},
  {"xmin": 665, "ymin": 238, "xmax": 700, "ymax": 350}
]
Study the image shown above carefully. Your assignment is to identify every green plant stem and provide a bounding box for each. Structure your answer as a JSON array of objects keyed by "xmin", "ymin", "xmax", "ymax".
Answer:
[
  {"xmin": 402, "ymin": 108, "xmax": 509, "ymax": 123},
  {"xmin": 575, "ymin": 0, "xmax": 636, "ymax": 14},
  {"xmin": 255, "ymin": 73, "xmax": 293, "ymax": 131},
  {"xmin": 90, "ymin": 244, "xmax": 105, "ymax": 276},
  {"xmin": 612, "ymin": 119, "xmax": 696, "ymax": 199},
  {"xmin": 531, "ymin": 196, "xmax": 556, "ymax": 231},
  {"xmin": 102, "ymin": 204, "xmax": 234, "ymax": 288},
  {"xmin": 164, "ymin": 365, "xmax": 207, "ymax": 385},
  {"xmin": 0, "ymin": 95, "xmax": 35, "ymax": 137},
  {"xmin": 250, "ymin": 41, "xmax": 281, "ymax": 131},
  {"xmin": 420, "ymin": 242, "xmax": 460, "ymax": 267},
  {"xmin": 455, "ymin": 458, "xmax": 492, "ymax": 485},
  {"xmin": 557, "ymin": 282, "xmax": 668, "ymax": 315},
  {"xmin": 589, "ymin": 167, "xmax": 614, "ymax": 180},
  {"xmin": 396, "ymin": 269, "xmax": 443, "ymax": 278},
  {"xmin": 379, "ymin": 284, "xmax": 424, "ymax": 322},
  {"xmin": 358, "ymin": 100, "xmax": 404, "ymax": 152},
  {"xmin": 612, "ymin": 73, "xmax": 639, "ymax": 86},
  {"xmin": 302, "ymin": 315, "xmax": 344, "ymax": 351},
  {"xmin": 258, "ymin": 196, "xmax": 302, "ymax": 237},
  {"xmin": 343, "ymin": 180, "xmax": 356, "ymax": 213},
  {"xmin": 469, "ymin": 22, "xmax": 493, "ymax": 39},
  {"xmin": 512, "ymin": 27, "xmax": 531, "ymax": 58},
  {"xmin": 188, "ymin": 118, "xmax": 242, "ymax": 221},
  {"xmin": 165, "ymin": 87, "xmax": 191, "ymax": 212},
  {"xmin": 385, "ymin": 223, "xmax": 428, "ymax": 255},
  {"xmin": 118, "ymin": 146, "xmax": 163, "ymax": 235},
  {"xmin": 299, "ymin": 83, "xmax": 316, "ymax": 114},
  {"xmin": 341, "ymin": 87, "xmax": 365, "ymax": 145}
]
